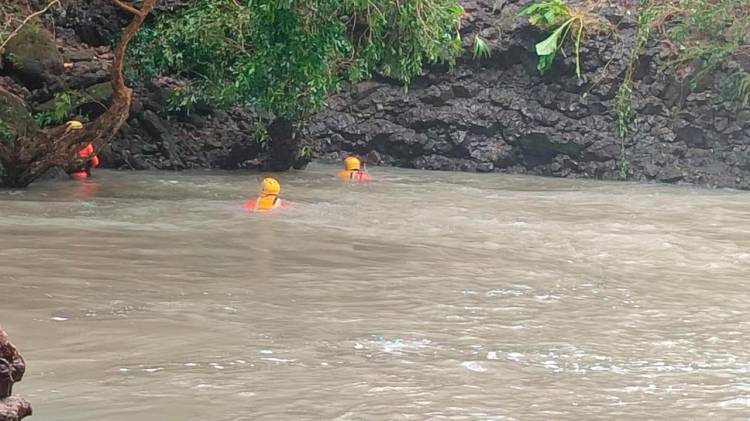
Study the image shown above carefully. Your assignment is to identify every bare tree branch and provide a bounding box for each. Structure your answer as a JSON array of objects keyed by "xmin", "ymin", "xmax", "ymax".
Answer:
[{"xmin": 112, "ymin": 0, "xmax": 144, "ymax": 17}]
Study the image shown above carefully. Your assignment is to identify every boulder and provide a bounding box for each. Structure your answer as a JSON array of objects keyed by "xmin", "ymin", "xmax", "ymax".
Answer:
[
  {"xmin": 0, "ymin": 326, "xmax": 31, "ymax": 421},
  {"xmin": 77, "ymin": 82, "xmax": 114, "ymax": 117},
  {"xmin": 0, "ymin": 88, "xmax": 37, "ymax": 138},
  {"xmin": 2, "ymin": 22, "xmax": 64, "ymax": 89}
]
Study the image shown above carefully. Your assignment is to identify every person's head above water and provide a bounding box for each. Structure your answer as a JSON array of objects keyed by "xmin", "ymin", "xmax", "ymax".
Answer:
[
  {"xmin": 260, "ymin": 177, "xmax": 281, "ymax": 197},
  {"xmin": 338, "ymin": 155, "xmax": 373, "ymax": 182},
  {"xmin": 344, "ymin": 156, "xmax": 361, "ymax": 171},
  {"xmin": 243, "ymin": 177, "xmax": 286, "ymax": 212}
]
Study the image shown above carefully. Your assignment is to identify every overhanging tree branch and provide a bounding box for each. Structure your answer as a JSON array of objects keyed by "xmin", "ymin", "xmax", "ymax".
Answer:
[{"xmin": 0, "ymin": 0, "xmax": 160, "ymax": 187}]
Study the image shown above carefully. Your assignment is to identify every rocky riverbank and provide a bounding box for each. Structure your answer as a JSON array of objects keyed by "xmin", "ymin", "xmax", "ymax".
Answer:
[
  {"xmin": 2, "ymin": 0, "xmax": 749, "ymax": 189},
  {"xmin": 0, "ymin": 326, "xmax": 31, "ymax": 421},
  {"xmin": 310, "ymin": 0, "xmax": 750, "ymax": 190},
  {"xmin": 2, "ymin": 0, "xmax": 272, "ymax": 172}
]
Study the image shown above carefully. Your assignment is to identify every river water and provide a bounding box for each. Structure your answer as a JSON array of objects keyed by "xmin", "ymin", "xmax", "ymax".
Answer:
[{"xmin": 1, "ymin": 163, "xmax": 749, "ymax": 420}]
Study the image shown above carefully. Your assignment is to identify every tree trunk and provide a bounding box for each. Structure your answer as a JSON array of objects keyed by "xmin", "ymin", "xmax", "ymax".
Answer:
[
  {"xmin": 0, "ymin": 326, "xmax": 31, "ymax": 421},
  {"xmin": 0, "ymin": 0, "xmax": 159, "ymax": 188}
]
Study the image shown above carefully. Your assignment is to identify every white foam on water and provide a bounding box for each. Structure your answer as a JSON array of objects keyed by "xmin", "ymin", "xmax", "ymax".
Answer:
[
  {"xmin": 195, "ymin": 384, "xmax": 223, "ymax": 389},
  {"xmin": 461, "ymin": 361, "xmax": 487, "ymax": 372},
  {"xmin": 262, "ymin": 358, "xmax": 293, "ymax": 363},
  {"xmin": 717, "ymin": 397, "xmax": 750, "ymax": 409}
]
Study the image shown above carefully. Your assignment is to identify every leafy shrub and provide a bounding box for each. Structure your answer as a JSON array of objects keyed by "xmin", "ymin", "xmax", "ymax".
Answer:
[
  {"xmin": 129, "ymin": 0, "xmax": 464, "ymax": 120},
  {"xmin": 519, "ymin": 0, "xmax": 602, "ymax": 78},
  {"xmin": 34, "ymin": 91, "xmax": 76, "ymax": 128},
  {"xmin": 473, "ymin": 35, "xmax": 490, "ymax": 58}
]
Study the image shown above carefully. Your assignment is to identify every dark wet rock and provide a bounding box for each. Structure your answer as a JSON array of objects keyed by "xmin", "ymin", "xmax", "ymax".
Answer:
[
  {"xmin": 140, "ymin": 110, "xmax": 170, "ymax": 140},
  {"xmin": 77, "ymin": 82, "xmax": 114, "ymax": 118},
  {"xmin": 34, "ymin": 82, "xmax": 113, "ymax": 119},
  {"xmin": 0, "ymin": 326, "xmax": 31, "ymax": 421},
  {"xmin": 65, "ymin": 62, "xmax": 110, "ymax": 91},
  {"xmin": 676, "ymin": 125, "xmax": 708, "ymax": 149},
  {"xmin": 63, "ymin": 48, "xmax": 96, "ymax": 63},
  {"xmin": 308, "ymin": 0, "xmax": 750, "ymax": 190},
  {"xmin": 267, "ymin": 117, "xmax": 301, "ymax": 171},
  {"xmin": 0, "ymin": 88, "xmax": 37, "ymax": 137},
  {"xmin": 223, "ymin": 141, "xmax": 264, "ymax": 170},
  {"xmin": 40, "ymin": 167, "xmax": 69, "ymax": 181}
]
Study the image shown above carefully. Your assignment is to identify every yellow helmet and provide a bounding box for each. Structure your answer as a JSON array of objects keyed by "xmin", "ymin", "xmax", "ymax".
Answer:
[
  {"xmin": 260, "ymin": 177, "xmax": 281, "ymax": 196},
  {"xmin": 344, "ymin": 156, "xmax": 361, "ymax": 171},
  {"xmin": 65, "ymin": 120, "xmax": 83, "ymax": 132}
]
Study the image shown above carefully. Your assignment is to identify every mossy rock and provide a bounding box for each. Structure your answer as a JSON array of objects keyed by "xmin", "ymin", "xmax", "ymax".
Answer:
[
  {"xmin": 83, "ymin": 82, "xmax": 114, "ymax": 104},
  {"xmin": 35, "ymin": 82, "xmax": 113, "ymax": 119},
  {"xmin": 78, "ymin": 82, "xmax": 114, "ymax": 118},
  {"xmin": 0, "ymin": 87, "xmax": 37, "ymax": 138},
  {"xmin": 2, "ymin": 20, "xmax": 63, "ymax": 89}
]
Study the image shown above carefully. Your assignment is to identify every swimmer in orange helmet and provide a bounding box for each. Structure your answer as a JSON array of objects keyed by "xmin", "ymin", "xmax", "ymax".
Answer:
[
  {"xmin": 64, "ymin": 121, "xmax": 100, "ymax": 180},
  {"xmin": 243, "ymin": 177, "xmax": 288, "ymax": 212},
  {"xmin": 337, "ymin": 156, "xmax": 373, "ymax": 182}
]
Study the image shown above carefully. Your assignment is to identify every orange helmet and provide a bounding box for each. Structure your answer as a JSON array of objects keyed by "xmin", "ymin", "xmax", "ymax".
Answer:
[
  {"xmin": 260, "ymin": 177, "xmax": 281, "ymax": 196},
  {"xmin": 344, "ymin": 156, "xmax": 361, "ymax": 171}
]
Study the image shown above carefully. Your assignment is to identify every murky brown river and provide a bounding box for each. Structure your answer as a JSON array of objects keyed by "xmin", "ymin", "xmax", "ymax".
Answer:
[{"xmin": 1, "ymin": 163, "xmax": 750, "ymax": 420}]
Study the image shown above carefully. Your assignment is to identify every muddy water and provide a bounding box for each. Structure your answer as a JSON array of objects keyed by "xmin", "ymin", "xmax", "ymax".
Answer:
[{"xmin": 1, "ymin": 163, "xmax": 749, "ymax": 420}]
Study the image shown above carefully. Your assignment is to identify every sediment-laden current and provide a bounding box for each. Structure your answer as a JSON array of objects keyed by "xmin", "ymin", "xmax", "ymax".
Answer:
[{"xmin": 1, "ymin": 163, "xmax": 749, "ymax": 420}]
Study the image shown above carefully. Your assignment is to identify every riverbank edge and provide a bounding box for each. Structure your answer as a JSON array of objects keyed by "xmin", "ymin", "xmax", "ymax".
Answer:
[{"xmin": 2, "ymin": 0, "xmax": 749, "ymax": 190}]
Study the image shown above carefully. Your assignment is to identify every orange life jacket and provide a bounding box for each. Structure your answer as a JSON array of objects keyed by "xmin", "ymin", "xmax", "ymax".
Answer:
[
  {"xmin": 69, "ymin": 144, "xmax": 99, "ymax": 179},
  {"xmin": 243, "ymin": 195, "xmax": 282, "ymax": 212},
  {"xmin": 337, "ymin": 170, "xmax": 373, "ymax": 182}
]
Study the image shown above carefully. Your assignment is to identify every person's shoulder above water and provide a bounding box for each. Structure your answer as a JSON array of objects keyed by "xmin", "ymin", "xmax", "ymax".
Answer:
[
  {"xmin": 244, "ymin": 177, "xmax": 290, "ymax": 213},
  {"xmin": 337, "ymin": 155, "xmax": 374, "ymax": 182},
  {"xmin": 63, "ymin": 121, "xmax": 100, "ymax": 180},
  {"xmin": 242, "ymin": 197, "xmax": 289, "ymax": 211}
]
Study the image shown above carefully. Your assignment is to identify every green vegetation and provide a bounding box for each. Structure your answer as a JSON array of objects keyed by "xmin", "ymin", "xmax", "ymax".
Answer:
[
  {"xmin": 617, "ymin": 0, "xmax": 750, "ymax": 109},
  {"xmin": 129, "ymin": 0, "xmax": 464, "ymax": 120},
  {"xmin": 614, "ymin": 0, "xmax": 662, "ymax": 179},
  {"xmin": 472, "ymin": 35, "xmax": 490, "ymax": 58},
  {"xmin": 720, "ymin": 71, "xmax": 750, "ymax": 109},
  {"xmin": 0, "ymin": 119, "xmax": 13, "ymax": 145},
  {"xmin": 0, "ymin": 2, "xmax": 22, "ymax": 43},
  {"xmin": 519, "ymin": 0, "xmax": 601, "ymax": 78},
  {"xmin": 34, "ymin": 91, "xmax": 76, "ymax": 128},
  {"xmin": 668, "ymin": 0, "xmax": 749, "ymax": 84},
  {"xmin": 613, "ymin": 0, "xmax": 750, "ymax": 177},
  {"xmin": 0, "ymin": 119, "xmax": 12, "ymax": 178}
]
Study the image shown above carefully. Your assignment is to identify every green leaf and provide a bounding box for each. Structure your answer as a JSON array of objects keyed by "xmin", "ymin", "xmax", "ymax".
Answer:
[
  {"xmin": 473, "ymin": 35, "xmax": 490, "ymax": 58},
  {"xmin": 447, "ymin": 5, "xmax": 464, "ymax": 17},
  {"xmin": 537, "ymin": 54, "xmax": 555, "ymax": 74},
  {"xmin": 535, "ymin": 18, "xmax": 573, "ymax": 56},
  {"xmin": 519, "ymin": 3, "xmax": 543, "ymax": 16}
]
